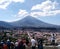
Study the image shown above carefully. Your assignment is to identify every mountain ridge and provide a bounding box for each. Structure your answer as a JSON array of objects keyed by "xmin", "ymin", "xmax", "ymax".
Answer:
[
  {"xmin": 10, "ymin": 16, "xmax": 60, "ymax": 28},
  {"xmin": 0, "ymin": 16, "xmax": 60, "ymax": 29}
]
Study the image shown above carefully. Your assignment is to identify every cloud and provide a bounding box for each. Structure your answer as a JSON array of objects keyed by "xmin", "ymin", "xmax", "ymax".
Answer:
[
  {"xmin": 12, "ymin": 0, "xmax": 24, "ymax": 3},
  {"xmin": 0, "ymin": 0, "xmax": 25, "ymax": 9},
  {"xmin": 16, "ymin": 9, "xmax": 29, "ymax": 17},
  {"xmin": 13, "ymin": 0, "xmax": 60, "ymax": 18},
  {"xmin": 4, "ymin": 9, "xmax": 28, "ymax": 22},
  {"xmin": 31, "ymin": 0, "xmax": 58, "ymax": 11},
  {"xmin": 30, "ymin": 10, "xmax": 60, "ymax": 17},
  {"xmin": 0, "ymin": 0, "xmax": 10, "ymax": 9},
  {"xmin": 31, "ymin": 0, "xmax": 60, "ymax": 17},
  {"xmin": 0, "ymin": 1, "xmax": 10, "ymax": 9}
]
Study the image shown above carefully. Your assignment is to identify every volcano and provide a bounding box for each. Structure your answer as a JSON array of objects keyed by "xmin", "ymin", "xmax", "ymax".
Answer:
[{"xmin": 10, "ymin": 16, "xmax": 60, "ymax": 28}]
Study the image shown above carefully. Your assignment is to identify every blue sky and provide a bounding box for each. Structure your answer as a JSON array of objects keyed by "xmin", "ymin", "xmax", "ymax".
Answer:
[{"xmin": 0, "ymin": 0, "xmax": 60, "ymax": 25}]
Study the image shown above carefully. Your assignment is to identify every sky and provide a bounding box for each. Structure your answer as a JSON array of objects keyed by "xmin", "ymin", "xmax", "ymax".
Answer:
[{"xmin": 0, "ymin": 0, "xmax": 60, "ymax": 25}]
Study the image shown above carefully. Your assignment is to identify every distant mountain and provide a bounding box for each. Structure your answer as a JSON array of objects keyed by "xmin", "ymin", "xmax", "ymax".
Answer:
[
  {"xmin": 0, "ymin": 16, "xmax": 60, "ymax": 30},
  {"xmin": 0, "ymin": 21, "xmax": 13, "ymax": 29},
  {"xmin": 10, "ymin": 16, "xmax": 60, "ymax": 28}
]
